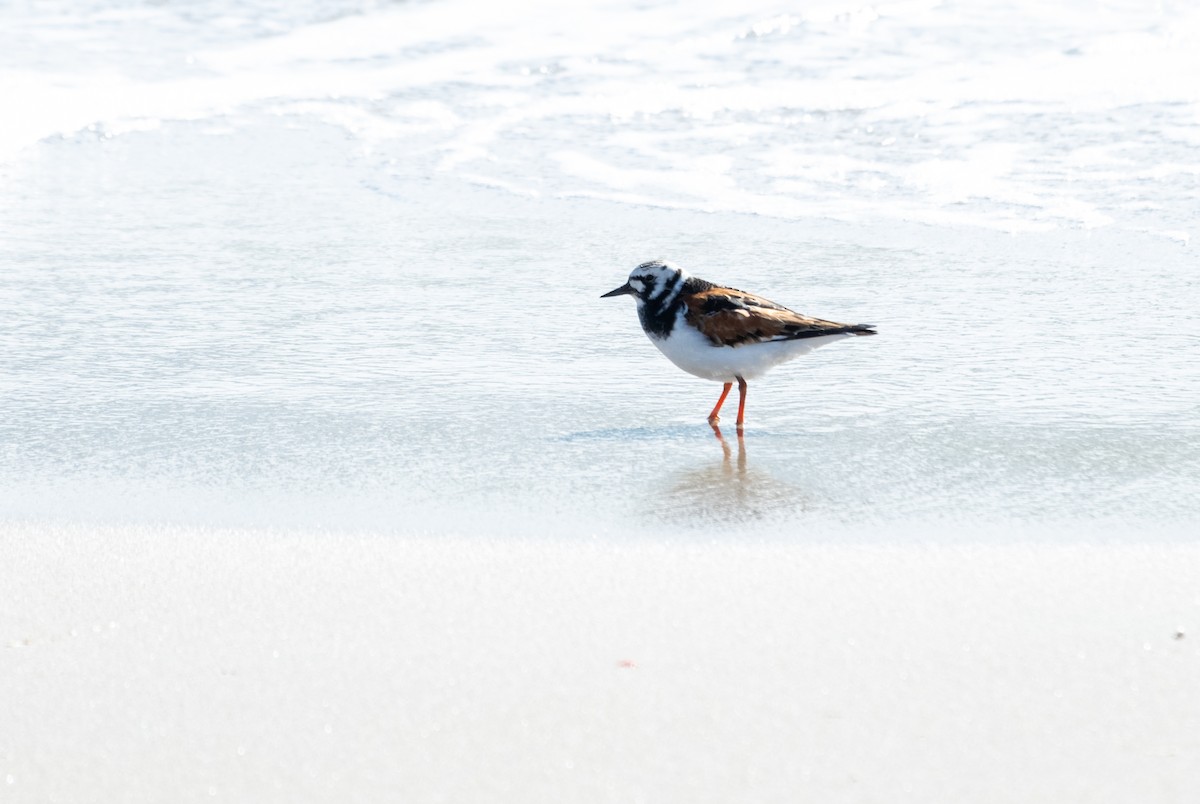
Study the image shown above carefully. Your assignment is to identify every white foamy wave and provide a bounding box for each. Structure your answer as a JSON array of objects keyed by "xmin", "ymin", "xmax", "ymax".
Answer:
[{"xmin": 2, "ymin": 0, "xmax": 1198, "ymax": 239}]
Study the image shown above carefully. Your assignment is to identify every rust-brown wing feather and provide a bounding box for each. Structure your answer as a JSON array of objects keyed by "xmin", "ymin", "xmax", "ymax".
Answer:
[{"xmin": 683, "ymin": 286, "xmax": 875, "ymax": 347}]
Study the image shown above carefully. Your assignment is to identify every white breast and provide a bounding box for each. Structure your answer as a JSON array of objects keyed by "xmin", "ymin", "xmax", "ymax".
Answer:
[{"xmin": 649, "ymin": 309, "xmax": 851, "ymax": 382}]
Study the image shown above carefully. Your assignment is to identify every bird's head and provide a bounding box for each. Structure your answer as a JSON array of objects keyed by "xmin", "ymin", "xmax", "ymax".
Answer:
[{"xmin": 601, "ymin": 260, "xmax": 688, "ymax": 304}]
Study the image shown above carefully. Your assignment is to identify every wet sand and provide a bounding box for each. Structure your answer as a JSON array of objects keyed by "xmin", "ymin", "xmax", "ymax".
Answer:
[{"xmin": 4, "ymin": 522, "xmax": 1199, "ymax": 802}]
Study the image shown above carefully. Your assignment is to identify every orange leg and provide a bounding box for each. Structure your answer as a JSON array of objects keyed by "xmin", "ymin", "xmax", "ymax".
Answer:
[
  {"xmin": 707, "ymin": 382, "xmax": 733, "ymax": 425},
  {"xmin": 735, "ymin": 376, "xmax": 748, "ymax": 428}
]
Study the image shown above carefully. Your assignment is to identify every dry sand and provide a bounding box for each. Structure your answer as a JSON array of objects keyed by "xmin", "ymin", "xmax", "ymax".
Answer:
[{"xmin": 3, "ymin": 522, "xmax": 1199, "ymax": 802}]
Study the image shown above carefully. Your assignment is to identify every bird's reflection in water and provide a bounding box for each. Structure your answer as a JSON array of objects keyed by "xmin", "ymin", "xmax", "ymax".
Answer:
[{"xmin": 648, "ymin": 425, "xmax": 809, "ymax": 526}]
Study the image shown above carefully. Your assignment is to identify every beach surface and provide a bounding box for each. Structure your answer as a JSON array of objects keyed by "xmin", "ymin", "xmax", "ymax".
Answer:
[
  {"xmin": 5, "ymin": 522, "xmax": 1199, "ymax": 802},
  {"xmin": 3, "ymin": 0, "xmax": 1199, "ymax": 798}
]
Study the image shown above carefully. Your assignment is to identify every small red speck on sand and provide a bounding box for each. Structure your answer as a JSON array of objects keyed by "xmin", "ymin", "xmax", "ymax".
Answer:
[{"xmin": 617, "ymin": 659, "xmax": 637, "ymax": 668}]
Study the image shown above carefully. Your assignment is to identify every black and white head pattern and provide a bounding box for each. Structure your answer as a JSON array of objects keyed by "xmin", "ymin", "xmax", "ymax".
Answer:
[{"xmin": 626, "ymin": 260, "xmax": 696, "ymax": 338}]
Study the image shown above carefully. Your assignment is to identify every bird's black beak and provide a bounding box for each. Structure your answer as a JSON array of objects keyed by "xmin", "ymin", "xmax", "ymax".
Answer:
[{"xmin": 601, "ymin": 282, "xmax": 635, "ymax": 298}]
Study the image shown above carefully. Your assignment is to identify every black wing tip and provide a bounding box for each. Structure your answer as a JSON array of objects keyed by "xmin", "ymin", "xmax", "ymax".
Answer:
[{"xmin": 785, "ymin": 323, "xmax": 877, "ymax": 340}]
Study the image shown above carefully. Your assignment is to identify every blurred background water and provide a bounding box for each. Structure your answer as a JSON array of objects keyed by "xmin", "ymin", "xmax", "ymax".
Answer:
[{"xmin": 1, "ymin": 0, "xmax": 1198, "ymax": 537}]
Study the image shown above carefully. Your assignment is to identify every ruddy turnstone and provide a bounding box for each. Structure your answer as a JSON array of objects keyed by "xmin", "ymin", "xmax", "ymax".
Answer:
[{"xmin": 602, "ymin": 260, "xmax": 876, "ymax": 428}]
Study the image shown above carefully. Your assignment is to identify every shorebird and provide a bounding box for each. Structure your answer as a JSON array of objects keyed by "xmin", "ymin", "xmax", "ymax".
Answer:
[{"xmin": 602, "ymin": 259, "xmax": 876, "ymax": 428}]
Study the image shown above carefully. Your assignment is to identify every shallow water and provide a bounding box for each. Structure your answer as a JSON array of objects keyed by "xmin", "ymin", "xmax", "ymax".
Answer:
[{"xmin": 2, "ymin": 0, "xmax": 1198, "ymax": 538}]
